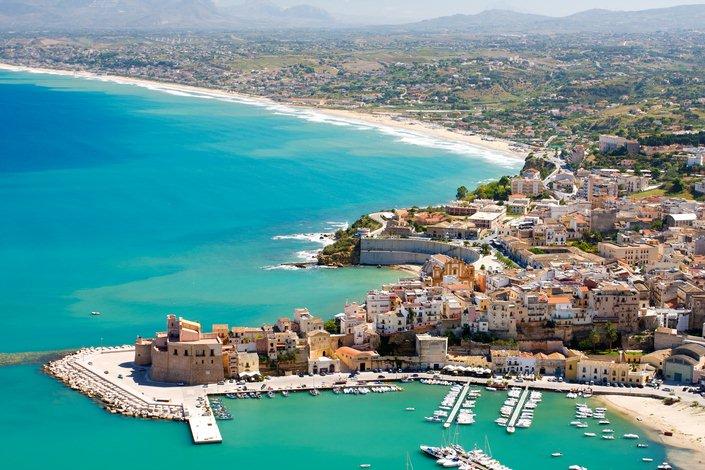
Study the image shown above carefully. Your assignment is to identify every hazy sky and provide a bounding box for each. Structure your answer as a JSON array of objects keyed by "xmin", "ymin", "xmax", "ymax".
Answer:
[{"xmin": 272, "ymin": 0, "xmax": 704, "ymax": 23}]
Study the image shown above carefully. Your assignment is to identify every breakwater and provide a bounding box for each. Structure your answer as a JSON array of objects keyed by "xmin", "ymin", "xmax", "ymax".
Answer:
[{"xmin": 359, "ymin": 238, "xmax": 480, "ymax": 265}]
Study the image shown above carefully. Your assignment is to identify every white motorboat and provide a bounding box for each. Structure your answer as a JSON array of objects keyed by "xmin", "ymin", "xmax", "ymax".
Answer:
[
  {"xmin": 406, "ymin": 407, "xmax": 416, "ymax": 411},
  {"xmin": 657, "ymin": 463, "xmax": 672, "ymax": 470},
  {"xmin": 506, "ymin": 426, "xmax": 515, "ymax": 434},
  {"xmin": 623, "ymin": 433, "xmax": 639, "ymax": 439},
  {"xmin": 602, "ymin": 435, "xmax": 615, "ymax": 440},
  {"xmin": 551, "ymin": 452, "xmax": 562, "ymax": 457},
  {"xmin": 642, "ymin": 458, "xmax": 653, "ymax": 463},
  {"xmin": 584, "ymin": 432, "xmax": 596, "ymax": 437}
]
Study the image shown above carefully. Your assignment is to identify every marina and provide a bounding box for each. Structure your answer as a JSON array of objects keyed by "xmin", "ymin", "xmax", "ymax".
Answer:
[{"xmin": 19, "ymin": 352, "xmax": 672, "ymax": 469}]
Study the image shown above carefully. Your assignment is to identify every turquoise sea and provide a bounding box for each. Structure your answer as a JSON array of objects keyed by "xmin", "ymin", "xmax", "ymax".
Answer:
[{"xmin": 0, "ymin": 70, "xmax": 668, "ymax": 469}]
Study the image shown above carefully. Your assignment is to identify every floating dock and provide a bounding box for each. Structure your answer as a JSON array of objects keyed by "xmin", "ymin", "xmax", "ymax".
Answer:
[
  {"xmin": 506, "ymin": 387, "xmax": 530, "ymax": 431},
  {"xmin": 444, "ymin": 383, "xmax": 471, "ymax": 429}
]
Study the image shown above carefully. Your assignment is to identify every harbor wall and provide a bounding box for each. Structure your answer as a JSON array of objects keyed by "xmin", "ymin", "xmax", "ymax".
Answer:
[{"xmin": 359, "ymin": 238, "xmax": 480, "ymax": 266}]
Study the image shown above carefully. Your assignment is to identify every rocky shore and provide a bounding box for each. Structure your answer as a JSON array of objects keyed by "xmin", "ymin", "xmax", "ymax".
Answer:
[{"xmin": 44, "ymin": 347, "xmax": 184, "ymax": 421}]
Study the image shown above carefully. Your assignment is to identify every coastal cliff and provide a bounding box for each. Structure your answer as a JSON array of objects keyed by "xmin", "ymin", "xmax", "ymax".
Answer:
[{"xmin": 317, "ymin": 215, "xmax": 381, "ymax": 266}]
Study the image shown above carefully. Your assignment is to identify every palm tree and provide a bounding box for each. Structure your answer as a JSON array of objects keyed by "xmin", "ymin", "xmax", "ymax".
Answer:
[{"xmin": 588, "ymin": 327, "xmax": 601, "ymax": 353}]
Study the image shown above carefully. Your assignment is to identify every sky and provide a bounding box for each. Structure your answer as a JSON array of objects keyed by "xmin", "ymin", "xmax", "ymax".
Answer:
[{"xmin": 271, "ymin": 0, "xmax": 704, "ymax": 23}]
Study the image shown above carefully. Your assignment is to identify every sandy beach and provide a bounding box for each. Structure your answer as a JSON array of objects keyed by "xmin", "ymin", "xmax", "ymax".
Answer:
[
  {"xmin": 0, "ymin": 62, "xmax": 527, "ymax": 161},
  {"xmin": 596, "ymin": 394, "xmax": 705, "ymax": 468}
]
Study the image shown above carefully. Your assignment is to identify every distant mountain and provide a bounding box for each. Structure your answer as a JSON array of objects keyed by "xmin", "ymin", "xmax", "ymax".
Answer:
[
  {"xmin": 1, "ymin": 2, "xmax": 704, "ymax": 32},
  {"xmin": 403, "ymin": 4, "xmax": 705, "ymax": 33},
  {"xmin": 0, "ymin": 0, "xmax": 334, "ymax": 30},
  {"xmin": 221, "ymin": 0, "xmax": 333, "ymax": 24}
]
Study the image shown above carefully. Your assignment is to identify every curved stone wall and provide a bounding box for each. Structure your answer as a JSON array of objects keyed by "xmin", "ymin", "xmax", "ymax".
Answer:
[{"xmin": 359, "ymin": 238, "xmax": 480, "ymax": 266}]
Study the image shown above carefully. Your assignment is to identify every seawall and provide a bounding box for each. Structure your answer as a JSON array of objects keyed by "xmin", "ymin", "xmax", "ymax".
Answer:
[{"xmin": 359, "ymin": 238, "xmax": 480, "ymax": 266}]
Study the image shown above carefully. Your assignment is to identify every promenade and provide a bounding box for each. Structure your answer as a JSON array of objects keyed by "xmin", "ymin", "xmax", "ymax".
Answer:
[{"xmin": 45, "ymin": 346, "xmax": 704, "ymax": 445}]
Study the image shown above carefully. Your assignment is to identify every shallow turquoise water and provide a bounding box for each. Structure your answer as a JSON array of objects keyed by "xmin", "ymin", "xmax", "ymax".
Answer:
[
  {"xmin": 0, "ymin": 70, "xmax": 518, "ymax": 353},
  {"xmin": 0, "ymin": 365, "xmax": 667, "ymax": 469},
  {"xmin": 0, "ymin": 71, "xmax": 668, "ymax": 469}
]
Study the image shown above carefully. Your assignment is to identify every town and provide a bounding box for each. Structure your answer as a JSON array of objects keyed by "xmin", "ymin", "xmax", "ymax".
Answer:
[{"xmin": 58, "ymin": 131, "xmax": 703, "ymax": 393}]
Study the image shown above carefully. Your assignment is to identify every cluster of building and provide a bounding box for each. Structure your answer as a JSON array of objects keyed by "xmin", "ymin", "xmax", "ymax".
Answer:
[{"xmin": 133, "ymin": 140, "xmax": 705, "ymax": 387}]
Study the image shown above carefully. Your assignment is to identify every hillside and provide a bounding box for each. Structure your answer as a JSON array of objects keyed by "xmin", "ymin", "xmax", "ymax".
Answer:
[{"xmin": 403, "ymin": 4, "xmax": 705, "ymax": 33}]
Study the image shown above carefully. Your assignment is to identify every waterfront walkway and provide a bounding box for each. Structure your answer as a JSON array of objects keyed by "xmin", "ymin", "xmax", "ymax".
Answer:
[
  {"xmin": 444, "ymin": 383, "xmax": 470, "ymax": 429},
  {"xmin": 45, "ymin": 346, "xmax": 704, "ymax": 446},
  {"xmin": 506, "ymin": 387, "xmax": 529, "ymax": 431}
]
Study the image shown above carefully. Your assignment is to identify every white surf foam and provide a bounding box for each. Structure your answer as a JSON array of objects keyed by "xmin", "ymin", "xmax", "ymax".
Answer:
[{"xmin": 1, "ymin": 64, "xmax": 524, "ymax": 167}]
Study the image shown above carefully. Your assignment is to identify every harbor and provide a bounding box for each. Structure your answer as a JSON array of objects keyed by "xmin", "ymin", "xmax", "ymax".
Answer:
[{"xmin": 43, "ymin": 343, "xmax": 678, "ymax": 470}]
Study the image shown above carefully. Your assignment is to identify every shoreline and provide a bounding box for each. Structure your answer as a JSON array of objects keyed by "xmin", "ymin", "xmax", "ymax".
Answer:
[
  {"xmin": 595, "ymin": 394, "xmax": 705, "ymax": 468},
  {"xmin": 0, "ymin": 62, "xmax": 527, "ymax": 162}
]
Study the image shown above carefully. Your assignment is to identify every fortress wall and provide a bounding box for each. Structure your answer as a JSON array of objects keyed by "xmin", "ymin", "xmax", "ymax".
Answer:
[{"xmin": 359, "ymin": 238, "xmax": 479, "ymax": 265}]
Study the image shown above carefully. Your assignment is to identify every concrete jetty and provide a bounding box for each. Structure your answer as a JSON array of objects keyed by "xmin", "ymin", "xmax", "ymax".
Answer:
[
  {"xmin": 44, "ymin": 346, "xmax": 693, "ymax": 446},
  {"xmin": 506, "ymin": 387, "xmax": 530, "ymax": 431},
  {"xmin": 183, "ymin": 394, "xmax": 222, "ymax": 444},
  {"xmin": 443, "ymin": 383, "xmax": 470, "ymax": 429}
]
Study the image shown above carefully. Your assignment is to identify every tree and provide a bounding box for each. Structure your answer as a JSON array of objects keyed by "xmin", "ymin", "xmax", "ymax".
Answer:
[
  {"xmin": 480, "ymin": 243, "xmax": 491, "ymax": 256},
  {"xmin": 588, "ymin": 327, "xmax": 601, "ymax": 353},
  {"xmin": 669, "ymin": 177, "xmax": 684, "ymax": 194},
  {"xmin": 605, "ymin": 322, "xmax": 618, "ymax": 351},
  {"xmin": 456, "ymin": 185, "xmax": 469, "ymax": 200},
  {"xmin": 324, "ymin": 319, "xmax": 338, "ymax": 334}
]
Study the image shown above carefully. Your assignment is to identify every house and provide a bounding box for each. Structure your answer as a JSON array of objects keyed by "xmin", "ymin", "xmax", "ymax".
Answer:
[{"xmin": 335, "ymin": 346, "xmax": 378, "ymax": 372}]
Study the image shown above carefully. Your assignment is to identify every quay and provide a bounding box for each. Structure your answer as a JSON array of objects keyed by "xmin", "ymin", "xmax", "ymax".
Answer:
[
  {"xmin": 443, "ymin": 383, "xmax": 470, "ymax": 429},
  {"xmin": 183, "ymin": 394, "xmax": 222, "ymax": 444},
  {"xmin": 505, "ymin": 387, "xmax": 529, "ymax": 432},
  {"xmin": 45, "ymin": 346, "xmax": 699, "ymax": 445}
]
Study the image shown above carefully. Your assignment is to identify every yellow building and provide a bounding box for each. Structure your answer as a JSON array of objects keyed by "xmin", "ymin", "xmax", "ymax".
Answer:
[
  {"xmin": 597, "ymin": 242, "xmax": 661, "ymax": 266},
  {"xmin": 569, "ymin": 358, "xmax": 655, "ymax": 386},
  {"xmin": 335, "ymin": 346, "xmax": 378, "ymax": 372}
]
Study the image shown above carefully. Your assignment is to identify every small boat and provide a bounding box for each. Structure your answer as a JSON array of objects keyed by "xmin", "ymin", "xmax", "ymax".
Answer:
[
  {"xmin": 636, "ymin": 443, "xmax": 648, "ymax": 448},
  {"xmin": 642, "ymin": 458, "xmax": 653, "ymax": 463},
  {"xmin": 569, "ymin": 466, "xmax": 587, "ymax": 470},
  {"xmin": 90, "ymin": 311, "xmax": 101, "ymax": 316},
  {"xmin": 602, "ymin": 429, "xmax": 614, "ymax": 433},
  {"xmin": 360, "ymin": 465, "xmax": 371, "ymax": 468},
  {"xmin": 623, "ymin": 433, "xmax": 639, "ymax": 439},
  {"xmin": 598, "ymin": 420, "xmax": 610, "ymax": 425},
  {"xmin": 405, "ymin": 407, "xmax": 415, "ymax": 411},
  {"xmin": 282, "ymin": 390, "xmax": 289, "ymax": 397},
  {"xmin": 267, "ymin": 391, "xmax": 275, "ymax": 398},
  {"xmin": 657, "ymin": 463, "xmax": 672, "ymax": 470},
  {"xmin": 506, "ymin": 426, "xmax": 515, "ymax": 434},
  {"xmin": 584, "ymin": 432, "xmax": 596, "ymax": 437},
  {"xmin": 551, "ymin": 452, "xmax": 562, "ymax": 457},
  {"xmin": 576, "ymin": 423, "xmax": 589, "ymax": 428},
  {"xmin": 602, "ymin": 435, "xmax": 615, "ymax": 440}
]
